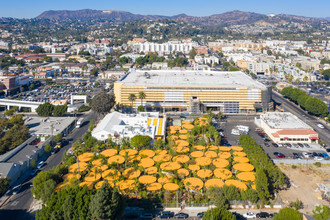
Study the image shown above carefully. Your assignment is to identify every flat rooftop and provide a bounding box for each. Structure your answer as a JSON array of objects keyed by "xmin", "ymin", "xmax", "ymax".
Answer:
[
  {"xmin": 120, "ymin": 70, "xmax": 267, "ymax": 89},
  {"xmin": 24, "ymin": 116, "xmax": 76, "ymax": 136},
  {"xmin": 261, "ymin": 112, "xmax": 312, "ymax": 129}
]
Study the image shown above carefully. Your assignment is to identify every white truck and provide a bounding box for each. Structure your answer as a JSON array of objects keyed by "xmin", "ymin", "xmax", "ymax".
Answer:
[{"xmin": 76, "ymin": 118, "xmax": 83, "ymax": 128}]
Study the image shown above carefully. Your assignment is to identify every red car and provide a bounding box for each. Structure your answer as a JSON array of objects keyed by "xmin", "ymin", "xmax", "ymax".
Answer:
[{"xmin": 274, "ymin": 152, "xmax": 285, "ymax": 158}]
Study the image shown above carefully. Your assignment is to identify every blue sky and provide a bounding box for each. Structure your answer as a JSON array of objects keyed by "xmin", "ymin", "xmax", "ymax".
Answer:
[{"xmin": 1, "ymin": 0, "xmax": 329, "ymax": 18}]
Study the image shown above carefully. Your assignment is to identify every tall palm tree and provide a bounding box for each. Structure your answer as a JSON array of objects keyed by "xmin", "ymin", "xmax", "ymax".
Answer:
[
  {"xmin": 138, "ymin": 91, "xmax": 146, "ymax": 106},
  {"xmin": 128, "ymin": 93, "xmax": 136, "ymax": 112}
]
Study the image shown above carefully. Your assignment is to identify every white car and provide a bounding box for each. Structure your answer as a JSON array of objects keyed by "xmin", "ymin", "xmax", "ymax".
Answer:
[
  {"xmin": 317, "ymin": 124, "xmax": 325, "ymax": 129},
  {"xmin": 243, "ymin": 212, "xmax": 256, "ymax": 219},
  {"xmin": 277, "ymin": 143, "xmax": 283, "ymax": 147},
  {"xmin": 37, "ymin": 161, "xmax": 45, "ymax": 169},
  {"xmin": 302, "ymin": 152, "xmax": 309, "ymax": 158},
  {"xmin": 314, "ymin": 156, "xmax": 323, "ymax": 161}
]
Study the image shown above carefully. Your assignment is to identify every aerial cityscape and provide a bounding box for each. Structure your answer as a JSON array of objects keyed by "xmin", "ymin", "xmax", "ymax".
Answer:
[{"xmin": 0, "ymin": 1, "xmax": 329, "ymax": 219}]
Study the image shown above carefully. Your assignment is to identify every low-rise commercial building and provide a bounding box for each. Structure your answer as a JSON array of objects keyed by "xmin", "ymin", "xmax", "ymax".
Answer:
[
  {"xmin": 92, "ymin": 111, "xmax": 166, "ymax": 141},
  {"xmin": 24, "ymin": 116, "xmax": 76, "ymax": 137},
  {"xmin": 257, "ymin": 112, "xmax": 319, "ymax": 143}
]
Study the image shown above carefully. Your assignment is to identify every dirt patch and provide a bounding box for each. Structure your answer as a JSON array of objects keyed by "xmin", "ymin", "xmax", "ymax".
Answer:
[{"xmin": 277, "ymin": 164, "xmax": 330, "ymax": 215}]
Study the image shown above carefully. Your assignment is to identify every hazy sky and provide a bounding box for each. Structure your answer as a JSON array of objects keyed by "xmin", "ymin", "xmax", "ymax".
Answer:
[{"xmin": 0, "ymin": 0, "xmax": 329, "ymax": 18}]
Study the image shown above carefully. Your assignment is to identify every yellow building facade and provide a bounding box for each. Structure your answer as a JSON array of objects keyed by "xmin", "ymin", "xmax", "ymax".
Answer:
[{"xmin": 114, "ymin": 70, "xmax": 272, "ymax": 114}]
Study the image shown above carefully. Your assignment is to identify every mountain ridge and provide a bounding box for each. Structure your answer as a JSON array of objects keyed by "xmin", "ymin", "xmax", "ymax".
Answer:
[{"xmin": 36, "ymin": 9, "xmax": 328, "ymax": 26}]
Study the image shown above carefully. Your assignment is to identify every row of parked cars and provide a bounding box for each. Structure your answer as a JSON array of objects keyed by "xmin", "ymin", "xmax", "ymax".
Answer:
[{"xmin": 12, "ymin": 82, "xmax": 94, "ymax": 103}]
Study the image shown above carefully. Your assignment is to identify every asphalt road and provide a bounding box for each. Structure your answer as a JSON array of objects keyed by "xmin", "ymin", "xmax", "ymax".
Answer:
[
  {"xmin": 272, "ymin": 91, "xmax": 330, "ymax": 145},
  {"xmin": 0, "ymin": 111, "xmax": 97, "ymax": 220}
]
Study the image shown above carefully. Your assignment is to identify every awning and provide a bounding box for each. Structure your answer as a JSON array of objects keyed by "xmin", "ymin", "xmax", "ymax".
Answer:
[
  {"xmin": 309, "ymin": 137, "xmax": 319, "ymax": 140},
  {"xmin": 284, "ymin": 137, "xmax": 289, "ymax": 139}
]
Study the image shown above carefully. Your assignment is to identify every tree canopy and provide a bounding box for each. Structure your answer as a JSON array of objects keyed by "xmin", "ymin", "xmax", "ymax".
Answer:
[
  {"xmin": 281, "ymin": 87, "xmax": 328, "ymax": 116},
  {"xmin": 202, "ymin": 207, "xmax": 235, "ymax": 220},
  {"xmin": 91, "ymin": 92, "xmax": 115, "ymax": 115},
  {"xmin": 273, "ymin": 207, "xmax": 302, "ymax": 220},
  {"xmin": 130, "ymin": 135, "xmax": 152, "ymax": 148}
]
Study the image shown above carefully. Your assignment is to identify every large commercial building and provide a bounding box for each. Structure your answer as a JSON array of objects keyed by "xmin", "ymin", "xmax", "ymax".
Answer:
[
  {"xmin": 114, "ymin": 70, "xmax": 272, "ymax": 114},
  {"xmin": 128, "ymin": 40, "xmax": 198, "ymax": 55},
  {"xmin": 257, "ymin": 112, "xmax": 319, "ymax": 143},
  {"xmin": 92, "ymin": 111, "xmax": 166, "ymax": 141}
]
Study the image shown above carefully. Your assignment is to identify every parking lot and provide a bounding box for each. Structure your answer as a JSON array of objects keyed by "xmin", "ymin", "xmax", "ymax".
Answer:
[
  {"xmin": 218, "ymin": 116, "xmax": 329, "ymax": 161},
  {"xmin": 9, "ymin": 80, "xmax": 97, "ymax": 104}
]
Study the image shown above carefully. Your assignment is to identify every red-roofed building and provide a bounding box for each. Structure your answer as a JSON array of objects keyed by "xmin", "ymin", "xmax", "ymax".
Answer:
[{"xmin": 258, "ymin": 112, "xmax": 319, "ymax": 143}]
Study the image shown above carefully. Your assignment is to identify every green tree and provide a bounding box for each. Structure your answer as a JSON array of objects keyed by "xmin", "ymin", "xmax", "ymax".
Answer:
[
  {"xmin": 89, "ymin": 182, "xmax": 123, "ymax": 220},
  {"xmin": 137, "ymin": 105, "xmax": 144, "ymax": 113},
  {"xmin": 43, "ymin": 56, "xmax": 52, "ymax": 62},
  {"xmin": 188, "ymin": 48, "xmax": 197, "ymax": 59},
  {"xmin": 53, "ymin": 133, "xmax": 63, "ymax": 143},
  {"xmin": 44, "ymin": 144, "xmax": 52, "ymax": 153},
  {"xmin": 52, "ymin": 104, "xmax": 67, "ymax": 117},
  {"xmin": 89, "ymin": 119, "xmax": 96, "ymax": 131},
  {"xmin": 229, "ymin": 66, "xmax": 239, "ymax": 71},
  {"xmin": 32, "ymin": 165, "xmax": 67, "ymax": 202},
  {"xmin": 323, "ymin": 69, "xmax": 330, "ymax": 79},
  {"xmin": 0, "ymin": 177, "xmax": 10, "ymax": 197},
  {"xmin": 202, "ymin": 207, "xmax": 235, "ymax": 220},
  {"xmin": 313, "ymin": 205, "xmax": 330, "ymax": 220},
  {"xmin": 130, "ymin": 135, "xmax": 151, "ymax": 148},
  {"xmin": 138, "ymin": 91, "xmax": 146, "ymax": 106},
  {"xmin": 91, "ymin": 92, "xmax": 115, "ymax": 115},
  {"xmin": 36, "ymin": 102, "xmax": 54, "ymax": 117},
  {"xmin": 273, "ymin": 207, "xmax": 302, "ymax": 220},
  {"xmin": 289, "ymin": 199, "xmax": 304, "ymax": 210},
  {"xmin": 128, "ymin": 93, "xmax": 137, "ymax": 109},
  {"xmin": 31, "ymin": 159, "xmax": 36, "ymax": 169}
]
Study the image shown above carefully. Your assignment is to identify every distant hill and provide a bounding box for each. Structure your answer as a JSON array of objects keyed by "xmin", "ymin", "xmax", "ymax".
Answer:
[{"xmin": 36, "ymin": 9, "xmax": 328, "ymax": 26}]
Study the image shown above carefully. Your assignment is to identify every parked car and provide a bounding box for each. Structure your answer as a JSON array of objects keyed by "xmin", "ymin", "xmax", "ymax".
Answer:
[
  {"xmin": 197, "ymin": 212, "xmax": 204, "ymax": 218},
  {"xmin": 293, "ymin": 153, "xmax": 299, "ymax": 159},
  {"xmin": 274, "ymin": 152, "xmax": 285, "ymax": 158},
  {"xmin": 140, "ymin": 213, "xmax": 153, "ymax": 219},
  {"xmin": 37, "ymin": 161, "xmax": 45, "ymax": 169},
  {"xmin": 313, "ymin": 152, "xmax": 318, "ymax": 157},
  {"xmin": 272, "ymin": 143, "xmax": 279, "ymax": 148},
  {"xmin": 322, "ymin": 153, "xmax": 330, "ymax": 159},
  {"xmin": 12, "ymin": 185, "xmax": 22, "ymax": 195},
  {"xmin": 277, "ymin": 143, "xmax": 283, "ymax": 147},
  {"xmin": 256, "ymin": 212, "xmax": 271, "ymax": 218},
  {"xmin": 30, "ymin": 169, "xmax": 38, "ymax": 176},
  {"xmin": 314, "ymin": 156, "xmax": 323, "ymax": 161},
  {"xmin": 174, "ymin": 212, "xmax": 189, "ymax": 219},
  {"xmin": 264, "ymin": 142, "xmax": 270, "ymax": 147},
  {"xmin": 302, "ymin": 152, "xmax": 309, "ymax": 158},
  {"xmin": 243, "ymin": 212, "xmax": 256, "ymax": 219},
  {"xmin": 158, "ymin": 211, "xmax": 174, "ymax": 219},
  {"xmin": 317, "ymin": 124, "xmax": 325, "ymax": 129}
]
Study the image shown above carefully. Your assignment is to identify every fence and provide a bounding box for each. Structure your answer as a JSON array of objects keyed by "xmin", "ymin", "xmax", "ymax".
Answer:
[{"xmin": 273, "ymin": 159, "xmax": 330, "ymax": 165}]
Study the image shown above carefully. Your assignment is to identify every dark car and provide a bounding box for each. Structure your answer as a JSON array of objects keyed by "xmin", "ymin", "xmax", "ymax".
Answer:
[
  {"xmin": 274, "ymin": 152, "xmax": 285, "ymax": 158},
  {"xmin": 272, "ymin": 143, "xmax": 279, "ymax": 148},
  {"xmin": 264, "ymin": 142, "xmax": 270, "ymax": 147},
  {"xmin": 197, "ymin": 212, "xmax": 204, "ymax": 218},
  {"xmin": 313, "ymin": 152, "xmax": 318, "ymax": 157},
  {"xmin": 293, "ymin": 153, "xmax": 299, "ymax": 159},
  {"xmin": 158, "ymin": 211, "xmax": 174, "ymax": 219},
  {"xmin": 174, "ymin": 212, "xmax": 189, "ymax": 219},
  {"xmin": 256, "ymin": 212, "xmax": 271, "ymax": 218}
]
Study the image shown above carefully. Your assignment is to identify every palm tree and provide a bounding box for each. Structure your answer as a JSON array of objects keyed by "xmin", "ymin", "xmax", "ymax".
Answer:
[
  {"xmin": 138, "ymin": 91, "xmax": 146, "ymax": 106},
  {"xmin": 128, "ymin": 93, "xmax": 136, "ymax": 112}
]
